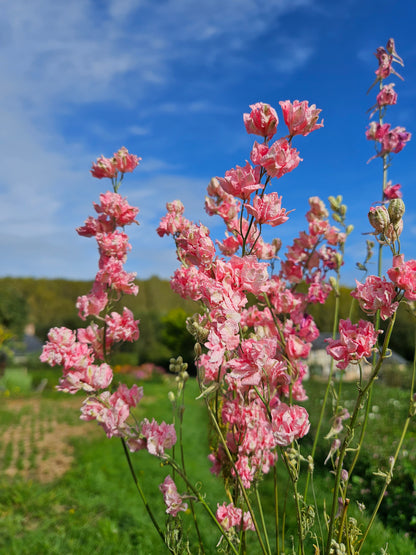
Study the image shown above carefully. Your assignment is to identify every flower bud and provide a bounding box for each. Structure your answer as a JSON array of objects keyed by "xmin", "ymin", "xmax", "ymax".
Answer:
[
  {"xmin": 328, "ymin": 196, "xmax": 339, "ymax": 211},
  {"xmin": 346, "ymin": 224, "xmax": 354, "ymax": 236},
  {"xmin": 168, "ymin": 391, "xmax": 176, "ymax": 403},
  {"xmin": 368, "ymin": 205, "xmax": 390, "ymax": 233},
  {"xmin": 334, "ymin": 252, "xmax": 344, "ymax": 270},
  {"xmin": 194, "ymin": 342, "xmax": 202, "ymax": 358},
  {"xmin": 388, "ymin": 198, "xmax": 405, "ymax": 225},
  {"xmin": 329, "ymin": 276, "xmax": 339, "ymax": 292}
]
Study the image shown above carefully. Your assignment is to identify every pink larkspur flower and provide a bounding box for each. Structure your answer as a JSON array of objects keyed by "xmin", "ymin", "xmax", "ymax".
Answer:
[
  {"xmin": 245, "ymin": 192, "xmax": 291, "ymax": 226},
  {"xmin": 105, "ymin": 307, "xmax": 140, "ymax": 344},
  {"xmin": 384, "ymin": 182, "xmax": 402, "ymax": 200},
  {"xmin": 216, "ymin": 502, "xmax": 254, "ymax": 532},
  {"xmin": 76, "ymin": 282, "xmax": 108, "ymax": 320},
  {"xmin": 271, "ymin": 403, "xmax": 310, "ymax": 446},
  {"xmin": 176, "ymin": 223, "xmax": 216, "ymax": 268},
  {"xmin": 377, "ymin": 83, "xmax": 398, "ymax": 107},
  {"xmin": 156, "ymin": 200, "xmax": 190, "ymax": 237},
  {"xmin": 217, "ymin": 161, "xmax": 262, "ymax": 200},
  {"xmin": 243, "ymin": 102, "xmax": 279, "ymax": 139},
  {"xmin": 351, "ymin": 276, "xmax": 398, "ymax": 320},
  {"xmin": 387, "ymin": 255, "xmax": 416, "ymax": 301},
  {"xmin": 326, "ymin": 319, "xmax": 381, "ymax": 370},
  {"xmin": 113, "ymin": 147, "xmax": 141, "ymax": 173},
  {"xmin": 140, "ymin": 418, "xmax": 177, "ymax": 457},
  {"xmin": 260, "ymin": 138, "xmax": 302, "ymax": 178},
  {"xmin": 94, "ymin": 192, "xmax": 139, "ymax": 226},
  {"xmin": 159, "ymin": 475, "xmax": 188, "ymax": 517},
  {"xmin": 279, "ymin": 100, "xmax": 323, "ymax": 137},
  {"xmin": 90, "ymin": 155, "xmax": 118, "ymax": 179}
]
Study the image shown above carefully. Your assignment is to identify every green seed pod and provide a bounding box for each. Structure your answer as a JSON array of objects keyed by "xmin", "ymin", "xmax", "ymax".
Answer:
[
  {"xmin": 368, "ymin": 205, "xmax": 390, "ymax": 233},
  {"xmin": 388, "ymin": 198, "xmax": 405, "ymax": 225}
]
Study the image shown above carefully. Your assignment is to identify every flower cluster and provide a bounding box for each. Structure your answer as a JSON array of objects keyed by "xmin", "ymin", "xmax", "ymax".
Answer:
[
  {"xmin": 41, "ymin": 151, "xmax": 176, "ymax": 458},
  {"xmin": 159, "ymin": 99, "xmax": 343, "ymax": 501},
  {"xmin": 90, "ymin": 146, "xmax": 141, "ymax": 180}
]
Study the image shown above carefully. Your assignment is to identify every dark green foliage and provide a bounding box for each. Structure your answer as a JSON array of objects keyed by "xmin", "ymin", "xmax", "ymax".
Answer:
[{"xmin": 0, "ymin": 282, "xmax": 28, "ymax": 337}]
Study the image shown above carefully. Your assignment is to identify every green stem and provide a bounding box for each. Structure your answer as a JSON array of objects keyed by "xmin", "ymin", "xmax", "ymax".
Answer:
[
  {"xmin": 274, "ymin": 466, "xmax": 280, "ymax": 555},
  {"xmin": 255, "ymin": 484, "xmax": 272, "ymax": 555},
  {"xmin": 304, "ymin": 286, "xmax": 340, "ymax": 501},
  {"xmin": 280, "ymin": 449, "xmax": 304, "ymax": 555},
  {"xmin": 358, "ymin": 330, "xmax": 416, "ymax": 551},
  {"xmin": 324, "ymin": 312, "xmax": 397, "ymax": 554},
  {"xmin": 120, "ymin": 439, "xmax": 170, "ymax": 552},
  {"xmin": 178, "ymin": 384, "xmax": 205, "ymax": 553}
]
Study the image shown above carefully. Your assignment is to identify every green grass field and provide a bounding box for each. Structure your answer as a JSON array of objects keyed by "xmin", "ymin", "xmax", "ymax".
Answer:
[{"xmin": 1, "ymin": 370, "xmax": 416, "ymax": 554}]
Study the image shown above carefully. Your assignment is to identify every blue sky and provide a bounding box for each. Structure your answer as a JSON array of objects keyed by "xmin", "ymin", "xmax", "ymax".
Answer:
[{"xmin": 1, "ymin": 0, "xmax": 415, "ymax": 286}]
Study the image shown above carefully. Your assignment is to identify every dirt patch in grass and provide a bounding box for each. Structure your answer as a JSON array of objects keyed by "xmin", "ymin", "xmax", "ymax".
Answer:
[{"xmin": 0, "ymin": 396, "xmax": 100, "ymax": 483}]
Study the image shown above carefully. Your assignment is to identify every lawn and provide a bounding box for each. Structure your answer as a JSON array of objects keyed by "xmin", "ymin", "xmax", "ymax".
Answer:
[{"xmin": 1, "ymin": 369, "xmax": 416, "ymax": 554}]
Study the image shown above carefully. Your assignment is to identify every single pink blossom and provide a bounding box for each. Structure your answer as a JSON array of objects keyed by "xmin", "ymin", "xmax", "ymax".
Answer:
[
  {"xmin": 105, "ymin": 307, "xmax": 140, "ymax": 344},
  {"xmin": 176, "ymin": 223, "xmax": 216, "ymax": 268},
  {"xmin": 351, "ymin": 276, "xmax": 398, "ymax": 320},
  {"xmin": 260, "ymin": 138, "xmax": 302, "ymax": 178},
  {"xmin": 279, "ymin": 100, "xmax": 323, "ymax": 137},
  {"xmin": 271, "ymin": 403, "xmax": 310, "ymax": 446},
  {"xmin": 95, "ymin": 257, "xmax": 138, "ymax": 296},
  {"xmin": 377, "ymin": 83, "xmax": 398, "ymax": 107},
  {"xmin": 384, "ymin": 182, "xmax": 402, "ymax": 200},
  {"xmin": 113, "ymin": 147, "xmax": 141, "ymax": 173},
  {"xmin": 80, "ymin": 391, "xmax": 130, "ymax": 437},
  {"xmin": 157, "ymin": 200, "xmax": 191, "ymax": 237},
  {"xmin": 76, "ymin": 282, "xmax": 108, "ymax": 320},
  {"xmin": 250, "ymin": 140, "xmax": 270, "ymax": 165},
  {"xmin": 326, "ymin": 319, "xmax": 381, "ymax": 370},
  {"xmin": 243, "ymin": 102, "xmax": 279, "ymax": 139},
  {"xmin": 140, "ymin": 418, "xmax": 177, "ymax": 457},
  {"xmin": 94, "ymin": 192, "xmax": 139, "ymax": 227},
  {"xmin": 216, "ymin": 502, "xmax": 254, "ymax": 532},
  {"xmin": 76, "ymin": 215, "xmax": 116, "ymax": 237},
  {"xmin": 90, "ymin": 155, "xmax": 118, "ymax": 179},
  {"xmin": 96, "ymin": 231, "xmax": 131, "ymax": 260},
  {"xmin": 245, "ymin": 192, "xmax": 291, "ymax": 227},
  {"xmin": 217, "ymin": 161, "xmax": 262, "ymax": 200},
  {"xmin": 159, "ymin": 475, "xmax": 188, "ymax": 517},
  {"xmin": 387, "ymin": 255, "xmax": 416, "ymax": 301}
]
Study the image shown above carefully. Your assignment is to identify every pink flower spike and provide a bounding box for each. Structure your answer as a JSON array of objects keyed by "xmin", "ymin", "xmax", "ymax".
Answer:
[
  {"xmin": 279, "ymin": 100, "xmax": 323, "ymax": 137},
  {"xmin": 159, "ymin": 475, "xmax": 188, "ymax": 517},
  {"xmin": 243, "ymin": 102, "xmax": 279, "ymax": 140}
]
